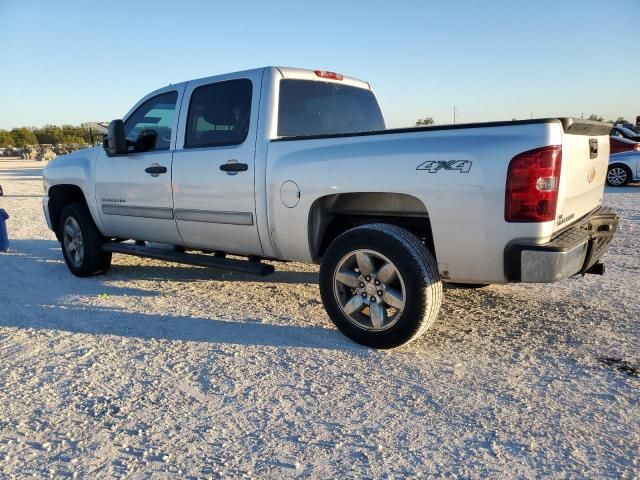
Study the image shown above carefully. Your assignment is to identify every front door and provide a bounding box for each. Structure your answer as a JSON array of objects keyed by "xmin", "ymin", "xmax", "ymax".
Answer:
[
  {"xmin": 95, "ymin": 89, "xmax": 183, "ymax": 245},
  {"xmin": 172, "ymin": 74, "xmax": 263, "ymax": 255}
]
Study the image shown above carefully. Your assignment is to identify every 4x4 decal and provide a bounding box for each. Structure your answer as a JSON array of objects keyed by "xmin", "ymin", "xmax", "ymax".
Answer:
[{"xmin": 416, "ymin": 160, "xmax": 472, "ymax": 173}]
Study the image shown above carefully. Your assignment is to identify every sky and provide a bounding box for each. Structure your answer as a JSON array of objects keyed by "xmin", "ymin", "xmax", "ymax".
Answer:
[{"xmin": 0, "ymin": 0, "xmax": 639, "ymax": 130}]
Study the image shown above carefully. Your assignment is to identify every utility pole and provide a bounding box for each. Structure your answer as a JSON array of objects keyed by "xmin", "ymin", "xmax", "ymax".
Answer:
[
  {"xmin": 530, "ymin": 111, "xmax": 533, "ymax": 119},
  {"xmin": 453, "ymin": 105, "xmax": 457, "ymax": 125}
]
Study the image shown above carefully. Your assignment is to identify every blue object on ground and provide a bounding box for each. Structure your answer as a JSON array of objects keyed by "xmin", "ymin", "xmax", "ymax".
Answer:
[{"xmin": 0, "ymin": 209, "xmax": 9, "ymax": 252}]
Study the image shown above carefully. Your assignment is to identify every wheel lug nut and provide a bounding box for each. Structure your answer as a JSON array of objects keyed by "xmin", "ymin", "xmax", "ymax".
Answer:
[
  {"xmin": 370, "ymin": 297, "xmax": 376, "ymax": 303},
  {"xmin": 362, "ymin": 292, "xmax": 367, "ymax": 298},
  {"xmin": 377, "ymin": 290, "xmax": 383, "ymax": 296},
  {"xmin": 374, "ymin": 280, "xmax": 380, "ymax": 286},
  {"xmin": 365, "ymin": 276, "xmax": 371, "ymax": 282},
  {"xmin": 359, "ymin": 282, "xmax": 365, "ymax": 288}
]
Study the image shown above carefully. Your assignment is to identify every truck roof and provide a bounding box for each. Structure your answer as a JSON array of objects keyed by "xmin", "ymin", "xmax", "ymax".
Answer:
[{"xmin": 163, "ymin": 66, "xmax": 371, "ymax": 93}]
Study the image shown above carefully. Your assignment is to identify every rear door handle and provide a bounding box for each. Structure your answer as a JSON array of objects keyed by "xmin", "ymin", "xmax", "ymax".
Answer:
[
  {"xmin": 220, "ymin": 162, "xmax": 248, "ymax": 173},
  {"xmin": 145, "ymin": 164, "xmax": 167, "ymax": 176}
]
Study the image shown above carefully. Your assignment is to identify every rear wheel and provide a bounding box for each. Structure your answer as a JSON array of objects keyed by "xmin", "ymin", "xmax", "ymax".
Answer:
[
  {"xmin": 606, "ymin": 164, "xmax": 631, "ymax": 186},
  {"xmin": 320, "ymin": 223, "xmax": 442, "ymax": 349},
  {"xmin": 60, "ymin": 203, "xmax": 112, "ymax": 277}
]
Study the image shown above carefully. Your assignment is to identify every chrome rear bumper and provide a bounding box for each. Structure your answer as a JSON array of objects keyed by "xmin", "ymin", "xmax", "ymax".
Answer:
[{"xmin": 505, "ymin": 206, "xmax": 619, "ymax": 283}]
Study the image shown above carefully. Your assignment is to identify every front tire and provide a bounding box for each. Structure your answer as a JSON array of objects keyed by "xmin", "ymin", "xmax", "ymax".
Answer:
[
  {"xmin": 606, "ymin": 164, "xmax": 632, "ymax": 186},
  {"xmin": 59, "ymin": 203, "xmax": 112, "ymax": 277},
  {"xmin": 319, "ymin": 224, "xmax": 442, "ymax": 349}
]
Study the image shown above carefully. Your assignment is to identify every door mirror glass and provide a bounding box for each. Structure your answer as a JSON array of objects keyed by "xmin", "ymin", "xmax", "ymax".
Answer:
[{"xmin": 105, "ymin": 119, "xmax": 127, "ymax": 156}]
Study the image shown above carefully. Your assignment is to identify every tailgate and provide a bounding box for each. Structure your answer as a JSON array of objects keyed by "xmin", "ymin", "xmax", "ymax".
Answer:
[{"xmin": 554, "ymin": 120, "xmax": 611, "ymax": 233}]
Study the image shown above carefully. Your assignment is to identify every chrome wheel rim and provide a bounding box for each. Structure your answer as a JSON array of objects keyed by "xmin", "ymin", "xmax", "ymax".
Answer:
[
  {"xmin": 607, "ymin": 167, "xmax": 627, "ymax": 186},
  {"xmin": 333, "ymin": 249, "xmax": 406, "ymax": 331},
  {"xmin": 63, "ymin": 217, "xmax": 84, "ymax": 268}
]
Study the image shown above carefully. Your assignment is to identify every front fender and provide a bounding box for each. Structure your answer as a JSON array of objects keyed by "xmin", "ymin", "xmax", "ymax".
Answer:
[{"xmin": 43, "ymin": 147, "xmax": 105, "ymax": 234}]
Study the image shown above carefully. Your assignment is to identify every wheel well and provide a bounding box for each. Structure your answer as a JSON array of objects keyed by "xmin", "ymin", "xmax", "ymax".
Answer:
[
  {"xmin": 609, "ymin": 163, "xmax": 631, "ymax": 172},
  {"xmin": 309, "ymin": 192, "xmax": 435, "ymax": 261},
  {"xmin": 48, "ymin": 185, "xmax": 87, "ymax": 238}
]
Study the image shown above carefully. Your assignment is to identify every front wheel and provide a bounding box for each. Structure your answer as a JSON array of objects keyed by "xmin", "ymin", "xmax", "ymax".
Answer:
[
  {"xmin": 319, "ymin": 224, "xmax": 442, "ymax": 349},
  {"xmin": 60, "ymin": 203, "xmax": 112, "ymax": 277}
]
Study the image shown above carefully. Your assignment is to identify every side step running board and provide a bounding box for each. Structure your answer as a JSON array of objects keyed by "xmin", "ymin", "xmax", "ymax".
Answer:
[{"xmin": 102, "ymin": 243, "xmax": 274, "ymax": 276}]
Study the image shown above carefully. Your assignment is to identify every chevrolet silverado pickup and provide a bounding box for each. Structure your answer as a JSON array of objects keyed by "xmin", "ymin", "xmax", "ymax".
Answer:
[{"xmin": 43, "ymin": 66, "xmax": 619, "ymax": 348}]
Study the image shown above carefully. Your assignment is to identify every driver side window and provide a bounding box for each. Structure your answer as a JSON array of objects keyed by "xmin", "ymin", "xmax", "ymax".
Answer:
[{"xmin": 123, "ymin": 91, "xmax": 178, "ymax": 153}]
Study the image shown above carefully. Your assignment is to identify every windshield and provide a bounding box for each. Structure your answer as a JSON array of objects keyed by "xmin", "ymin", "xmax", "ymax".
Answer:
[{"xmin": 278, "ymin": 80, "xmax": 385, "ymax": 137}]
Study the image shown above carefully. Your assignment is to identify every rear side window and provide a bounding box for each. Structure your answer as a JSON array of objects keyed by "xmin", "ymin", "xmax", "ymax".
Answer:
[
  {"xmin": 123, "ymin": 91, "xmax": 178, "ymax": 152},
  {"xmin": 278, "ymin": 80, "xmax": 385, "ymax": 137},
  {"xmin": 185, "ymin": 79, "xmax": 252, "ymax": 148}
]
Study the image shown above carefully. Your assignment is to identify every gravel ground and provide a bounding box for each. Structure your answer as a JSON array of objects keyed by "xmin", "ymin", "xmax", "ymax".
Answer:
[{"xmin": 0, "ymin": 158, "xmax": 638, "ymax": 479}]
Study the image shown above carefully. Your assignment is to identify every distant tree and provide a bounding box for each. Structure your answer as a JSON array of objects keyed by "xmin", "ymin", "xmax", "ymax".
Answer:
[
  {"xmin": 614, "ymin": 116, "xmax": 628, "ymax": 125},
  {"xmin": 33, "ymin": 124, "xmax": 92, "ymax": 144},
  {"xmin": 415, "ymin": 117, "xmax": 435, "ymax": 126},
  {"xmin": 10, "ymin": 127, "xmax": 38, "ymax": 147},
  {"xmin": 0, "ymin": 130, "xmax": 13, "ymax": 147},
  {"xmin": 34, "ymin": 125, "xmax": 64, "ymax": 144},
  {"xmin": 587, "ymin": 114, "xmax": 604, "ymax": 122}
]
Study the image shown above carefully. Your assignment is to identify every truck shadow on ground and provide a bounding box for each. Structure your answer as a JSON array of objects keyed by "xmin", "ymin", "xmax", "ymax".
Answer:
[
  {"xmin": 0, "ymin": 303, "xmax": 356, "ymax": 351},
  {"xmin": 3, "ymin": 240, "xmax": 630, "ymax": 359},
  {"xmin": 1, "ymin": 239, "xmax": 355, "ymax": 351}
]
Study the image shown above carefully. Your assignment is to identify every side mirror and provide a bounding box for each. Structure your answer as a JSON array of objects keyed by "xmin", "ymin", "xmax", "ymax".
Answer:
[{"xmin": 105, "ymin": 119, "xmax": 127, "ymax": 156}]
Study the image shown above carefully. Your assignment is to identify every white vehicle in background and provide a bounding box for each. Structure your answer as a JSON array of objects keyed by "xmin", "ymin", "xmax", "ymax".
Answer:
[
  {"xmin": 607, "ymin": 151, "xmax": 640, "ymax": 186},
  {"xmin": 42, "ymin": 66, "xmax": 619, "ymax": 348}
]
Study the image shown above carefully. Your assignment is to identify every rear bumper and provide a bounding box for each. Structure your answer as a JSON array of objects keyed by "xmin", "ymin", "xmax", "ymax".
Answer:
[{"xmin": 505, "ymin": 206, "xmax": 619, "ymax": 283}]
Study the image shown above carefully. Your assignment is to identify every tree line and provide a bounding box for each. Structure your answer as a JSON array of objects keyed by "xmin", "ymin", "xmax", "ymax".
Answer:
[
  {"xmin": 416, "ymin": 115, "xmax": 632, "ymax": 126},
  {"xmin": 0, "ymin": 125, "xmax": 101, "ymax": 148}
]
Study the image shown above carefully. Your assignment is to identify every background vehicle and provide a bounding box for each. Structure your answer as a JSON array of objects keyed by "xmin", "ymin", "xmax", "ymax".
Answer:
[
  {"xmin": 607, "ymin": 151, "xmax": 640, "ymax": 186},
  {"xmin": 42, "ymin": 67, "xmax": 619, "ymax": 348},
  {"xmin": 610, "ymin": 136, "xmax": 640, "ymax": 154},
  {"xmin": 616, "ymin": 122, "xmax": 639, "ymax": 133},
  {"xmin": 611, "ymin": 126, "xmax": 640, "ymax": 142}
]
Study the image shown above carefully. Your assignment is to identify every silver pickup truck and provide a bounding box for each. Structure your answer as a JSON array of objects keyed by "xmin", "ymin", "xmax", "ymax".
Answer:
[{"xmin": 43, "ymin": 66, "xmax": 619, "ymax": 348}]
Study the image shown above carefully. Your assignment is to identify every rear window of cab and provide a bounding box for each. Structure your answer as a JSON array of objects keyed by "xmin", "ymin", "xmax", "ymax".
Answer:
[{"xmin": 278, "ymin": 80, "xmax": 385, "ymax": 137}]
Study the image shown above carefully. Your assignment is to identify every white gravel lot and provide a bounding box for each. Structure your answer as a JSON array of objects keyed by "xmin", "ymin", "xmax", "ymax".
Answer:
[{"xmin": 0, "ymin": 157, "xmax": 638, "ymax": 479}]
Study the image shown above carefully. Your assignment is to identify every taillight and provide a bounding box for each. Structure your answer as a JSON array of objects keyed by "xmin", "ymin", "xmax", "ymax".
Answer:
[
  {"xmin": 505, "ymin": 145, "xmax": 562, "ymax": 222},
  {"xmin": 314, "ymin": 70, "xmax": 343, "ymax": 81},
  {"xmin": 634, "ymin": 143, "xmax": 640, "ymax": 151}
]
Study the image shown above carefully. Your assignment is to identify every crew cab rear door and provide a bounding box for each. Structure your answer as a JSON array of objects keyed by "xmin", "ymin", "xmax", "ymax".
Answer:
[
  {"xmin": 172, "ymin": 71, "xmax": 263, "ymax": 255},
  {"xmin": 95, "ymin": 87, "xmax": 184, "ymax": 245}
]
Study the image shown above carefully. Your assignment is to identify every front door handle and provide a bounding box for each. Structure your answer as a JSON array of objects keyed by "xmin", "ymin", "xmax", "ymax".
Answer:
[
  {"xmin": 220, "ymin": 162, "xmax": 248, "ymax": 173},
  {"xmin": 145, "ymin": 164, "xmax": 167, "ymax": 176}
]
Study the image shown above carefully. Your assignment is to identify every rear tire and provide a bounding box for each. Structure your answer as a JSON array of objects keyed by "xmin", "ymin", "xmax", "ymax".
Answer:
[
  {"xmin": 59, "ymin": 203, "xmax": 112, "ymax": 277},
  {"xmin": 319, "ymin": 223, "xmax": 442, "ymax": 349},
  {"xmin": 606, "ymin": 164, "xmax": 632, "ymax": 186}
]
